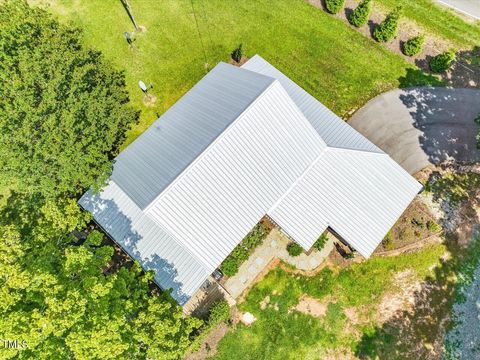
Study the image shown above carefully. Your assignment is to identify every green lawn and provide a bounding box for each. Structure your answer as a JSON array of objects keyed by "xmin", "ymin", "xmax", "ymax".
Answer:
[
  {"xmin": 33, "ymin": 0, "xmax": 439, "ymax": 148},
  {"xmin": 367, "ymin": 0, "xmax": 480, "ymax": 48},
  {"xmin": 213, "ymin": 244, "xmax": 446, "ymax": 359}
]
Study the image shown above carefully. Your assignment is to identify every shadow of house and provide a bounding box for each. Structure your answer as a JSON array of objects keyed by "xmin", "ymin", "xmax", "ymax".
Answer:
[{"xmin": 399, "ymin": 87, "xmax": 480, "ymax": 166}]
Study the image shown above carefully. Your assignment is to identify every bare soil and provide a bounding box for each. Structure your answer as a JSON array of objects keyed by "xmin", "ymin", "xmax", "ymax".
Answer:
[
  {"xmin": 293, "ymin": 295, "xmax": 328, "ymax": 317},
  {"xmin": 184, "ymin": 322, "xmax": 229, "ymax": 360}
]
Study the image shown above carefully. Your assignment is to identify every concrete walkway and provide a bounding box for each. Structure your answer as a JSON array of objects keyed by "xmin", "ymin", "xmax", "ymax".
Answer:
[
  {"xmin": 223, "ymin": 228, "xmax": 335, "ymax": 299},
  {"xmin": 349, "ymin": 87, "xmax": 480, "ymax": 175}
]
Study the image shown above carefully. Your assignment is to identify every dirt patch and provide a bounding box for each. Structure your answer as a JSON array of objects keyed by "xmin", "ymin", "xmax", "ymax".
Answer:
[
  {"xmin": 259, "ymin": 295, "xmax": 270, "ymax": 310},
  {"xmin": 293, "ymin": 295, "xmax": 328, "ymax": 318},
  {"xmin": 343, "ymin": 307, "xmax": 359, "ymax": 324},
  {"xmin": 184, "ymin": 322, "xmax": 229, "ymax": 360},
  {"xmin": 377, "ymin": 269, "xmax": 424, "ymax": 324}
]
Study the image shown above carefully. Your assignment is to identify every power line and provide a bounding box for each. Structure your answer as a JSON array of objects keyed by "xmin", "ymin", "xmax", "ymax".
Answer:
[{"xmin": 190, "ymin": 0, "xmax": 209, "ymax": 71}]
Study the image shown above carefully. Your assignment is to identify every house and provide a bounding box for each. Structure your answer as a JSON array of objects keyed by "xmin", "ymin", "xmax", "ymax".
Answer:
[{"xmin": 79, "ymin": 55, "xmax": 422, "ymax": 306}]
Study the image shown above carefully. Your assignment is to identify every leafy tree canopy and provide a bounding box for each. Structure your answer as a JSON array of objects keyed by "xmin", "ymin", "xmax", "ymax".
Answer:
[{"xmin": 0, "ymin": 0, "xmax": 138, "ymax": 199}]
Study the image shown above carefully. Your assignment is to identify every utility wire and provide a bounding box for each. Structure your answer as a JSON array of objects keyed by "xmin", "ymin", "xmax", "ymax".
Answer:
[{"xmin": 190, "ymin": 0, "xmax": 209, "ymax": 71}]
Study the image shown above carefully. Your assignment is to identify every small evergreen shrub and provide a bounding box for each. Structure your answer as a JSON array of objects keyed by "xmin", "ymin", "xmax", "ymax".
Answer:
[
  {"xmin": 402, "ymin": 35, "xmax": 425, "ymax": 56},
  {"xmin": 373, "ymin": 6, "xmax": 402, "ymax": 42},
  {"xmin": 313, "ymin": 233, "xmax": 328, "ymax": 251},
  {"xmin": 231, "ymin": 43, "xmax": 243, "ymax": 63},
  {"xmin": 209, "ymin": 300, "xmax": 231, "ymax": 325},
  {"xmin": 429, "ymin": 50, "xmax": 456, "ymax": 73},
  {"xmin": 287, "ymin": 242, "xmax": 303, "ymax": 257},
  {"xmin": 348, "ymin": 0, "xmax": 372, "ymax": 27},
  {"xmin": 325, "ymin": 0, "xmax": 345, "ymax": 14},
  {"xmin": 382, "ymin": 230, "xmax": 394, "ymax": 250}
]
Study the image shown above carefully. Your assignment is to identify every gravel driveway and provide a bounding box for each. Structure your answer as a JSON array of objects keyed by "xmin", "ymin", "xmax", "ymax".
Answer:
[{"xmin": 349, "ymin": 87, "xmax": 480, "ymax": 174}]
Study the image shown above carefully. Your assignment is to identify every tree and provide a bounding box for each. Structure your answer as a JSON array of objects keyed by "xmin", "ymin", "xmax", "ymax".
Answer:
[
  {"xmin": 0, "ymin": 0, "xmax": 138, "ymax": 200},
  {"xmin": 373, "ymin": 6, "xmax": 402, "ymax": 42},
  {"xmin": 348, "ymin": 0, "xmax": 372, "ymax": 27},
  {"xmin": 0, "ymin": 226, "xmax": 202, "ymax": 359}
]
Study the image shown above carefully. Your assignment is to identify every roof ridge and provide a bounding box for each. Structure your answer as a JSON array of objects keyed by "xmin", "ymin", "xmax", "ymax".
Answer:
[
  {"xmin": 326, "ymin": 145, "xmax": 386, "ymax": 155},
  {"xmin": 143, "ymin": 77, "xmax": 278, "ymax": 215}
]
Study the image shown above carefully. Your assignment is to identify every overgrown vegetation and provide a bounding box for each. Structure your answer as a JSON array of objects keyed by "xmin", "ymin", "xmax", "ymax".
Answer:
[
  {"xmin": 402, "ymin": 35, "xmax": 425, "ymax": 56},
  {"xmin": 373, "ymin": 6, "xmax": 402, "ymax": 42},
  {"xmin": 426, "ymin": 171, "xmax": 480, "ymax": 205},
  {"xmin": 287, "ymin": 242, "xmax": 303, "ymax": 257},
  {"xmin": 214, "ymin": 244, "xmax": 446, "ymax": 359},
  {"xmin": 429, "ymin": 50, "xmax": 456, "ymax": 73},
  {"xmin": 221, "ymin": 222, "xmax": 271, "ymax": 276},
  {"xmin": 325, "ymin": 0, "xmax": 345, "ymax": 14},
  {"xmin": 348, "ymin": 0, "xmax": 372, "ymax": 27},
  {"xmin": 0, "ymin": 1, "xmax": 201, "ymax": 358}
]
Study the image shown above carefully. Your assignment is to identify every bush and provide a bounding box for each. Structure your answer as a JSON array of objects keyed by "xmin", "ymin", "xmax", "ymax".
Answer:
[
  {"xmin": 313, "ymin": 233, "xmax": 328, "ymax": 251},
  {"xmin": 221, "ymin": 258, "xmax": 239, "ymax": 277},
  {"xmin": 220, "ymin": 223, "xmax": 270, "ymax": 276},
  {"xmin": 382, "ymin": 230, "xmax": 394, "ymax": 250},
  {"xmin": 209, "ymin": 300, "xmax": 231, "ymax": 325},
  {"xmin": 427, "ymin": 221, "xmax": 441, "ymax": 233},
  {"xmin": 348, "ymin": 0, "xmax": 372, "ymax": 27},
  {"xmin": 231, "ymin": 43, "xmax": 243, "ymax": 63},
  {"xmin": 373, "ymin": 6, "xmax": 402, "ymax": 42},
  {"xmin": 287, "ymin": 242, "xmax": 303, "ymax": 257},
  {"xmin": 402, "ymin": 35, "xmax": 425, "ymax": 56},
  {"xmin": 429, "ymin": 50, "xmax": 456, "ymax": 73},
  {"xmin": 325, "ymin": 0, "xmax": 345, "ymax": 14}
]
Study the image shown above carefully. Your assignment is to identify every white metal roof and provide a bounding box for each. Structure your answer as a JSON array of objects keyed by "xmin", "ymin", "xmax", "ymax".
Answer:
[{"xmin": 79, "ymin": 55, "xmax": 421, "ymax": 305}]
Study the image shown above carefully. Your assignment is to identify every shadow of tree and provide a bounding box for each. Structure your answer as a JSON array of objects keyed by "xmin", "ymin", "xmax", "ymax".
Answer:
[
  {"xmin": 398, "ymin": 87, "xmax": 480, "ymax": 166},
  {"xmin": 79, "ymin": 189, "xmax": 192, "ymax": 304},
  {"xmin": 355, "ymin": 236, "xmax": 477, "ymax": 359},
  {"xmin": 414, "ymin": 46, "xmax": 480, "ymax": 88}
]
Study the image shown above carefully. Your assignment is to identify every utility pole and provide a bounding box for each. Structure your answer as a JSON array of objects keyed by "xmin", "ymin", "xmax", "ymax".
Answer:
[{"xmin": 120, "ymin": 0, "xmax": 139, "ymax": 30}]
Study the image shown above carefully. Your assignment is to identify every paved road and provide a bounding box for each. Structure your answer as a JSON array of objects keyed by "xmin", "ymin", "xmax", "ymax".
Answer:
[
  {"xmin": 436, "ymin": 0, "xmax": 480, "ymax": 20},
  {"xmin": 349, "ymin": 87, "xmax": 480, "ymax": 174}
]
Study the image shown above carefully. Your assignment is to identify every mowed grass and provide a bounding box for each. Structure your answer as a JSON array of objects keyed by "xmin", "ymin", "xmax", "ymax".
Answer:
[
  {"xmin": 213, "ymin": 244, "xmax": 446, "ymax": 359},
  {"xmin": 369, "ymin": 0, "xmax": 480, "ymax": 48},
  {"xmin": 33, "ymin": 0, "xmax": 437, "ymax": 148}
]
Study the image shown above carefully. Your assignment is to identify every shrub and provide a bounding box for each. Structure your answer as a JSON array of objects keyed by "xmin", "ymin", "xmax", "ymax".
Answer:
[
  {"xmin": 373, "ymin": 6, "xmax": 402, "ymax": 42},
  {"xmin": 287, "ymin": 242, "xmax": 303, "ymax": 257},
  {"xmin": 231, "ymin": 43, "xmax": 243, "ymax": 63},
  {"xmin": 325, "ymin": 0, "xmax": 345, "ymax": 14},
  {"xmin": 313, "ymin": 233, "xmax": 328, "ymax": 251},
  {"xmin": 209, "ymin": 300, "xmax": 231, "ymax": 325},
  {"xmin": 427, "ymin": 220, "xmax": 441, "ymax": 233},
  {"xmin": 221, "ymin": 258, "xmax": 239, "ymax": 277},
  {"xmin": 402, "ymin": 35, "xmax": 425, "ymax": 56},
  {"xmin": 429, "ymin": 50, "xmax": 456, "ymax": 73},
  {"xmin": 348, "ymin": 0, "xmax": 372, "ymax": 27},
  {"xmin": 382, "ymin": 230, "xmax": 394, "ymax": 250},
  {"xmin": 220, "ymin": 223, "xmax": 270, "ymax": 276}
]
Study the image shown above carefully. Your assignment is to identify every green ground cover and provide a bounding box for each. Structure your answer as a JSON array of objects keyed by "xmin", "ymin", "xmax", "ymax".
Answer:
[
  {"xmin": 213, "ymin": 244, "xmax": 446, "ymax": 359},
  {"xmin": 33, "ymin": 0, "xmax": 439, "ymax": 148},
  {"xmin": 365, "ymin": 0, "xmax": 480, "ymax": 47}
]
